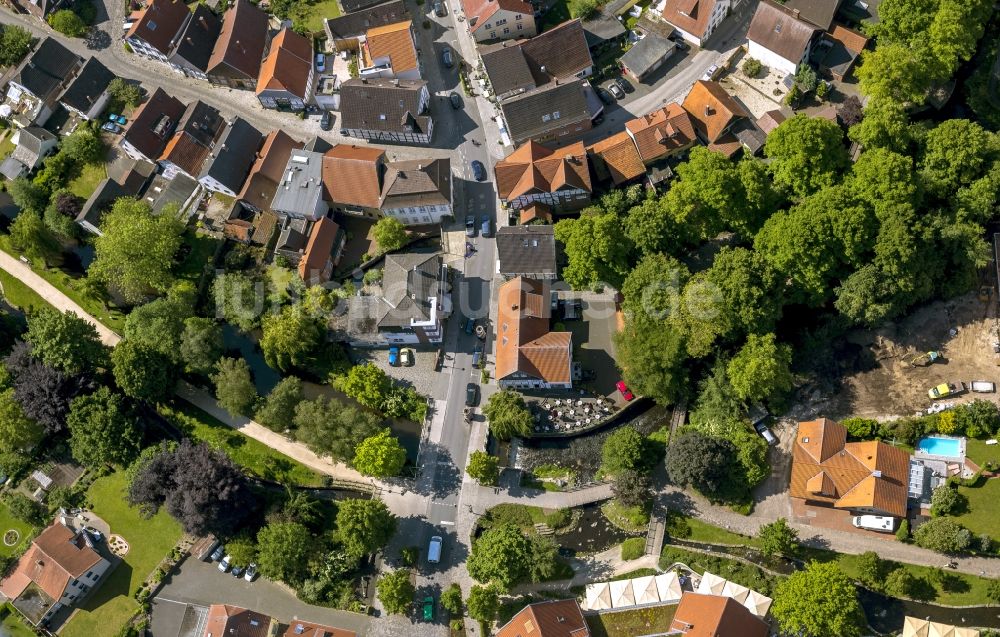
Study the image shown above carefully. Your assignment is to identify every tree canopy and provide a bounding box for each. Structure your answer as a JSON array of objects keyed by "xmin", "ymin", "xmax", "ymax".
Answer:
[
  {"xmin": 352, "ymin": 429, "xmax": 407, "ymax": 477},
  {"xmin": 24, "ymin": 307, "xmax": 106, "ymax": 375},
  {"xmin": 293, "ymin": 396, "xmax": 381, "ymax": 461},
  {"xmin": 0, "ymin": 25, "xmax": 32, "ymax": 66},
  {"xmin": 67, "ymin": 387, "xmax": 140, "ymax": 467},
  {"xmin": 373, "ymin": 217, "xmax": 408, "ymax": 253},
  {"xmin": 260, "ymin": 305, "xmax": 323, "ymax": 372},
  {"xmin": 0, "ymin": 387, "xmax": 43, "ymax": 453},
  {"xmin": 377, "ymin": 569, "xmax": 415, "ymax": 615},
  {"xmin": 212, "ymin": 357, "xmax": 258, "ymax": 418},
  {"xmin": 771, "ymin": 561, "xmax": 865, "ymax": 637},
  {"xmin": 111, "ymin": 340, "xmax": 178, "ymax": 403},
  {"xmin": 256, "ymin": 521, "xmax": 315, "ymax": 585},
  {"xmin": 335, "ymin": 498, "xmax": 397, "ymax": 558},
  {"xmin": 255, "ymin": 376, "xmax": 303, "ymax": 432},
  {"xmin": 467, "ymin": 523, "xmax": 532, "ymax": 591},
  {"xmin": 765, "ymin": 115, "xmax": 849, "ymax": 199},
  {"xmin": 482, "ymin": 389, "xmax": 533, "ymax": 440}
]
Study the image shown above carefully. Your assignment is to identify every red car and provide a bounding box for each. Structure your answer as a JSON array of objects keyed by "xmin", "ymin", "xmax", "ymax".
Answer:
[{"xmin": 615, "ymin": 381, "xmax": 634, "ymax": 401}]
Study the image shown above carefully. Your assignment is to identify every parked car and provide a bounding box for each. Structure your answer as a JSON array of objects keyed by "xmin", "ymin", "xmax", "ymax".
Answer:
[
  {"xmin": 618, "ymin": 77, "xmax": 634, "ymax": 93},
  {"xmin": 672, "ymin": 38, "xmax": 689, "ymax": 51},
  {"xmin": 101, "ymin": 122, "xmax": 121, "ymax": 133},
  {"xmin": 315, "ymin": 53, "xmax": 326, "ymax": 72},
  {"xmin": 702, "ymin": 64, "xmax": 719, "ymax": 81},
  {"xmin": 244, "ymin": 563, "xmax": 257, "ymax": 582},
  {"xmin": 84, "ymin": 526, "xmax": 103, "ymax": 542},
  {"xmin": 442, "ymin": 47, "xmax": 454, "ymax": 68},
  {"xmin": 400, "ymin": 349, "xmax": 413, "ymax": 366},
  {"xmin": 753, "ymin": 421, "xmax": 778, "ymax": 446},
  {"xmin": 231, "ymin": 564, "xmax": 244, "ymax": 578},
  {"xmin": 596, "ymin": 87, "xmax": 615, "ymax": 104},
  {"xmin": 433, "ymin": 1, "xmax": 446, "ymax": 15},
  {"xmin": 218, "ymin": 555, "xmax": 232, "ymax": 572},
  {"xmin": 108, "ymin": 113, "xmax": 126, "ymax": 125},
  {"xmin": 464, "ymin": 317, "xmax": 475, "ymax": 335},
  {"xmin": 448, "ymin": 92, "xmax": 463, "ymax": 109},
  {"xmin": 607, "ymin": 81, "xmax": 625, "ymax": 99},
  {"xmin": 422, "ymin": 596, "xmax": 435, "ymax": 621},
  {"xmin": 427, "ymin": 535, "xmax": 443, "ymax": 563},
  {"xmin": 615, "ymin": 380, "xmax": 634, "ymax": 401},
  {"xmin": 471, "ymin": 160, "xmax": 486, "ymax": 181},
  {"xmin": 970, "ymin": 380, "xmax": 996, "ymax": 393},
  {"xmin": 320, "ymin": 110, "xmax": 332, "ymax": 131},
  {"xmin": 480, "ymin": 217, "xmax": 491, "ymax": 238},
  {"xmin": 389, "ymin": 346, "xmax": 401, "ymax": 366},
  {"xmin": 852, "ymin": 515, "xmax": 896, "ymax": 533},
  {"xmin": 465, "ymin": 215, "xmax": 476, "ymax": 237},
  {"xmin": 472, "ymin": 346, "xmax": 482, "ymax": 367},
  {"xmin": 210, "ymin": 545, "xmax": 225, "ymax": 562},
  {"xmin": 466, "ymin": 382, "xmax": 479, "ymax": 406}
]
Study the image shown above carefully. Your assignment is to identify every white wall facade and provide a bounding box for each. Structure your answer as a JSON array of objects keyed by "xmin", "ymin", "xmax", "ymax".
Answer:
[
  {"xmin": 747, "ymin": 39, "xmax": 799, "ymax": 76},
  {"xmin": 382, "ymin": 202, "xmax": 451, "ymax": 225},
  {"xmin": 476, "ymin": 9, "xmax": 536, "ymax": 42}
]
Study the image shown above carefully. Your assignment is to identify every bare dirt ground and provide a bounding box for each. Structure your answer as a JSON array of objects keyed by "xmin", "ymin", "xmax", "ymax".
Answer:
[{"xmin": 791, "ymin": 292, "xmax": 1000, "ymax": 420}]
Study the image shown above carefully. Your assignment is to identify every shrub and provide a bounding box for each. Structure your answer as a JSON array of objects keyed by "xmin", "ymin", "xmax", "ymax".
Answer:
[
  {"xmin": 401, "ymin": 546, "xmax": 419, "ymax": 567},
  {"xmin": 621, "ymin": 537, "xmax": 646, "ymax": 561},
  {"xmin": 842, "ymin": 417, "xmax": 877, "ymax": 440},
  {"xmin": 895, "ymin": 519, "xmax": 910, "ymax": 542},
  {"xmin": 930, "ymin": 485, "xmax": 964, "ymax": 517},
  {"xmin": 742, "ymin": 58, "xmax": 762, "ymax": 78}
]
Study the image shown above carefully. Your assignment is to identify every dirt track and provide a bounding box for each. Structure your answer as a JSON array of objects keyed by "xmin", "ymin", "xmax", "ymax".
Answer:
[{"xmin": 792, "ymin": 292, "xmax": 1000, "ymax": 420}]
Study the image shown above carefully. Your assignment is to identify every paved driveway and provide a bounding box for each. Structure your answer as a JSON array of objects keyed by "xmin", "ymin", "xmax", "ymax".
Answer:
[{"xmin": 151, "ymin": 557, "xmax": 370, "ymax": 636}]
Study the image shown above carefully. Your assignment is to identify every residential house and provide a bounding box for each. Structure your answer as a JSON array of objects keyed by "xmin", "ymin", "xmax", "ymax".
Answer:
[
  {"xmin": 206, "ymin": 0, "xmax": 269, "ymax": 89},
  {"xmin": 237, "ymin": 129, "xmax": 304, "ymax": 213},
  {"xmin": 201, "ymin": 604, "xmax": 277, "ymax": 637},
  {"xmin": 256, "ymin": 28, "xmax": 315, "ymax": 110},
  {"xmin": 495, "ymin": 598, "xmax": 587, "ymax": 637},
  {"xmin": 902, "ymin": 617, "xmax": 979, "ymax": 637},
  {"xmin": 620, "ymin": 33, "xmax": 677, "ymax": 82},
  {"xmin": 785, "ymin": 0, "xmax": 843, "ymax": 30},
  {"xmin": 0, "ymin": 521, "xmax": 112, "ymax": 626},
  {"xmin": 380, "ymin": 158, "xmax": 451, "ymax": 225},
  {"xmin": 359, "ymin": 21, "xmax": 421, "ymax": 80},
  {"xmin": 623, "ymin": 102, "xmax": 697, "ymax": 165},
  {"xmin": 281, "ymin": 620, "xmax": 356, "ymax": 637},
  {"xmin": 298, "ymin": 216, "xmax": 346, "ymax": 285},
  {"xmin": 10, "ymin": 0, "xmax": 67, "ymax": 20},
  {"xmin": 661, "ymin": 0, "xmax": 730, "ymax": 47},
  {"xmin": 168, "ymin": 4, "xmax": 222, "ymax": 80},
  {"xmin": 461, "ymin": 0, "xmax": 536, "ymax": 43},
  {"xmin": 58, "ymin": 57, "xmax": 115, "ymax": 121},
  {"xmin": 125, "ymin": 0, "xmax": 193, "ymax": 66},
  {"xmin": 223, "ymin": 201, "xmax": 278, "ymax": 244},
  {"xmin": 496, "ymin": 277, "xmax": 572, "ymax": 390},
  {"xmin": 681, "ymin": 80, "xmax": 750, "ymax": 157},
  {"xmin": 746, "ymin": 0, "xmax": 818, "ymax": 77},
  {"xmin": 586, "ymin": 131, "xmax": 644, "ymax": 186},
  {"xmin": 669, "ymin": 592, "xmax": 770, "ymax": 637},
  {"xmin": 339, "ymin": 78, "xmax": 433, "ymax": 144},
  {"xmin": 494, "ymin": 140, "xmax": 592, "ymax": 212},
  {"xmin": 323, "ymin": 0, "xmax": 408, "ymax": 52},
  {"xmin": 303, "ymin": 135, "xmax": 333, "ymax": 154},
  {"xmin": 119, "ymin": 87, "xmax": 186, "ymax": 164},
  {"xmin": 5, "ymin": 37, "xmax": 82, "ymax": 127},
  {"xmin": 143, "ymin": 172, "xmax": 203, "ymax": 215},
  {"xmin": 480, "ymin": 20, "xmax": 599, "ymax": 145},
  {"xmin": 322, "ymin": 144, "xmax": 386, "ymax": 219},
  {"xmin": 756, "ymin": 108, "xmax": 786, "ymax": 134},
  {"xmin": 342, "ymin": 0, "xmax": 392, "ymax": 14},
  {"xmin": 345, "ymin": 252, "xmax": 449, "ymax": 345},
  {"xmin": 516, "ymin": 203, "xmax": 552, "ymax": 224},
  {"xmin": 272, "ymin": 149, "xmax": 328, "ymax": 219},
  {"xmin": 817, "ymin": 23, "xmax": 868, "ymax": 81},
  {"xmin": 76, "ymin": 160, "xmax": 156, "ymax": 234},
  {"xmin": 198, "ymin": 117, "xmax": 263, "ymax": 196},
  {"xmin": 274, "ymin": 217, "xmax": 311, "ymax": 265},
  {"xmin": 157, "ymin": 100, "xmax": 226, "ymax": 180},
  {"xmin": 0, "ymin": 126, "xmax": 58, "ymax": 180},
  {"xmin": 496, "ymin": 226, "xmax": 556, "ymax": 280},
  {"xmin": 790, "ymin": 418, "xmax": 910, "ymax": 518},
  {"xmin": 580, "ymin": 11, "xmax": 627, "ymax": 54}
]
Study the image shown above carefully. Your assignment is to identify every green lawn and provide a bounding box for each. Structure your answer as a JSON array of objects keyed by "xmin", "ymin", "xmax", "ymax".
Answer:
[
  {"xmin": 60, "ymin": 472, "xmax": 183, "ymax": 637},
  {"xmin": 955, "ymin": 477, "xmax": 1000, "ymax": 541},
  {"xmin": 479, "ymin": 504, "xmax": 573, "ymax": 532},
  {"xmin": 0, "ymin": 266, "xmax": 48, "ymax": 312},
  {"xmin": 67, "ymin": 163, "xmax": 107, "ymax": 200},
  {"xmin": 0, "ymin": 503, "xmax": 36, "ymax": 558},
  {"xmin": 666, "ymin": 510, "xmax": 756, "ymax": 546},
  {"xmin": 838, "ymin": 553, "xmax": 1000, "ymax": 606},
  {"xmin": 1, "ymin": 610, "xmax": 36, "ymax": 637},
  {"xmin": 539, "ymin": 0, "xmax": 570, "ymax": 32},
  {"xmin": 159, "ymin": 401, "xmax": 326, "ymax": 487},
  {"xmin": 585, "ymin": 605, "xmax": 677, "ymax": 637},
  {"xmin": 292, "ymin": 0, "xmax": 342, "ymax": 33},
  {"xmin": 0, "ymin": 134, "xmax": 15, "ymax": 160},
  {"xmin": 966, "ymin": 438, "xmax": 1000, "ymax": 468},
  {"xmin": 601, "ymin": 500, "xmax": 650, "ymax": 533}
]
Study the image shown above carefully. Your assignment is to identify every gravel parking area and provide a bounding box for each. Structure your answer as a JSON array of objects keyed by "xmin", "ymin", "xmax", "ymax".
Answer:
[{"xmin": 355, "ymin": 346, "xmax": 442, "ymax": 398}]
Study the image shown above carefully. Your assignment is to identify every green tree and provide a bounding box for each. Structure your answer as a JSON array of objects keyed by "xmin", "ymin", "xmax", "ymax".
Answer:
[
  {"xmin": 614, "ymin": 316, "xmax": 688, "ymax": 405},
  {"xmin": 465, "ymin": 450, "xmax": 499, "ymax": 486},
  {"xmin": 856, "ymin": 43, "xmax": 933, "ymax": 104},
  {"xmin": 764, "ymin": 114, "xmax": 849, "ymax": 199},
  {"xmin": 848, "ymin": 98, "xmax": 911, "ymax": 152},
  {"xmin": 66, "ymin": 387, "xmax": 140, "ymax": 467},
  {"xmin": 482, "ymin": 389, "xmax": 532, "ymax": 440},
  {"xmin": 256, "ymin": 521, "xmax": 315, "ymax": 584},
  {"xmin": 60, "ymin": 127, "xmax": 104, "ymax": 164},
  {"xmin": 212, "ymin": 272, "xmax": 261, "ymax": 332},
  {"xmin": 601, "ymin": 427, "xmax": 655, "ymax": 476},
  {"xmin": 111, "ymin": 340, "xmax": 178, "ymax": 403},
  {"xmin": 225, "ymin": 535, "xmax": 257, "ymax": 568},
  {"xmin": 772, "ymin": 561, "xmax": 865, "ymax": 637},
  {"xmin": 666, "ymin": 431, "xmax": 739, "ymax": 502},
  {"xmin": 467, "ymin": 523, "xmax": 531, "ymax": 590},
  {"xmin": 293, "ymin": 396, "xmax": 381, "ymax": 461},
  {"xmin": 927, "ymin": 0, "xmax": 992, "ymax": 75},
  {"xmin": 884, "ymin": 568, "xmax": 920, "ymax": 598},
  {"xmin": 260, "ymin": 305, "xmax": 322, "ymax": 373},
  {"xmin": 441, "ymin": 583, "xmax": 463, "ymax": 616},
  {"xmin": 90, "ymin": 198, "xmax": 185, "ymax": 303},
  {"xmin": 0, "ymin": 388, "xmax": 43, "ymax": 452},
  {"xmin": 726, "ymin": 333, "xmax": 794, "ymax": 403},
  {"xmin": 0, "ymin": 25, "xmax": 32, "ymax": 66},
  {"xmin": 25, "ymin": 307, "xmax": 106, "ymax": 374},
  {"xmin": 757, "ymin": 518, "xmax": 798, "ymax": 557},
  {"xmin": 48, "ymin": 9, "xmax": 87, "ymax": 36},
  {"xmin": 352, "ymin": 429, "xmax": 406, "ymax": 477},
  {"xmin": 9, "ymin": 211, "xmax": 59, "ymax": 267},
  {"xmin": 986, "ymin": 579, "xmax": 1000, "ymax": 604},
  {"xmin": 335, "ymin": 498, "xmax": 398, "ymax": 558},
  {"xmin": 44, "ymin": 193, "xmax": 78, "ymax": 239},
  {"xmin": 8, "ymin": 177, "xmax": 49, "ymax": 214},
  {"xmin": 913, "ymin": 517, "xmax": 973, "ymax": 553},
  {"xmin": 555, "ymin": 213, "xmax": 633, "ymax": 289},
  {"xmin": 373, "ymin": 217, "xmax": 408, "ymax": 253},
  {"xmin": 255, "ymin": 376, "xmax": 303, "ymax": 432},
  {"xmin": 930, "ymin": 485, "xmax": 964, "ymax": 517},
  {"xmin": 179, "ymin": 317, "xmax": 224, "ymax": 374},
  {"xmin": 377, "ymin": 569, "xmax": 415, "ymax": 615},
  {"xmin": 123, "ymin": 293, "xmax": 193, "ymax": 363},
  {"xmin": 919, "ymin": 119, "xmax": 999, "ymax": 199},
  {"xmin": 334, "ymin": 362, "xmax": 392, "ymax": 411},
  {"xmin": 5, "ymin": 492, "xmax": 43, "ymax": 525},
  {"xmin": 466, "ymin": 584, "xmax": 501, "ymax": 623},
  {"xmin": 107, "ymin": 78, "xmax": 143, "ymax": 108},
  {"xmin": 704, "ymin": 247, "xmax": 782, "ymax": 339},
  {"xmin": 211, "ymin": 357, "xmax": 258, "ymax": 418},
  {"xmin": 856, "ymin": 551, "xmax": 886, "ymax": 589}
]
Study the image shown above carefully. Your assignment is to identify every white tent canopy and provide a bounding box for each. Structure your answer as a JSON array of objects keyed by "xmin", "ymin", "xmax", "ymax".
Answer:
[
  {"xmin": 697, "ymin": 571, "xmax": 727, "ymax": 596},
  {"xmin": 902, "ymin": 616, "xmax": 980, "ymax": 637},
  {"xmin": 654, "ymin": 572, "xmax": 683, "ymax": 603},
  {"xmin": 585, "ymin": 582, "xmax": 612, "ymax": 611},
  {"xmin": 610, "ymin": 579, "xmax": 635, "ymax": 608},
  {"xmin": 632, "ymin": 576, "xmax": 659, "ymax": 605},
  {"xmin": 721, "ymin": 580, "xmax": 750, "ymax": 604},
  {"xmin": 742, "ymin": 589, "xmax": 773, "ymax": 618}
]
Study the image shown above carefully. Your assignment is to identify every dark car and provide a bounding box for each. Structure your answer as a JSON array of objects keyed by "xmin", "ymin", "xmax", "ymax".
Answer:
[
  {"xmin": 607, "ymin": 81, "xmax": 625, "ymax": 99},
  {"xmin": 597, "ymin": 87, "xmax": 615, "ymax": 104},
  {"xmin": 480, "ymin": 217, "xmax": 491, "ymax": 237},
  {"xmin": 668, "ymin": 32, "xmax": 689, "ymax": 50},
  {"xmin": 449, "ymin": 92, "xmax": 462, "ymax": 109},
  {"xmin": 471, "ymin": 160, "xmax": 486, "ymax": 181},
  {"xmin": 465, "ymin": 215, "xmax": 476, "ymax": 237},
  {"xmin": 320, "ymin": 110, "xmax": 332, "ymax": 131},
  {"xmin": 618, "ymin": 77, "xmax": 635, "ymax": 93},
  {"xmin": 101, "ymin": 122, "xmax": 121, "ymax": 133},
  {"xmin": 442, "ymin": 46, "xmax": 454, "ymax": 68},
  {"xmin": 465, "ymin": 382, "xmax": 480, "ymax": 407},
  {"xmin": 464, "ymin": 317, "xmax": 475, "ymax": 335},
  {"xmin": 433, "ymin": 1, "xmax": 446, "ymax": 15}
]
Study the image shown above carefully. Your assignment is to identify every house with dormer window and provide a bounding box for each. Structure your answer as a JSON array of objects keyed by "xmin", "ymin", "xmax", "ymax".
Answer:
[{"xmin": 494, "ymin": 140, "xmax": 592, "ymax": 213}]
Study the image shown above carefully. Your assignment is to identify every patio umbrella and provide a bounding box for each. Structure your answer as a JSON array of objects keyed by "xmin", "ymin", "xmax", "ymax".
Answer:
[
  {"xmin": 632, "ymin": 575, "xmax": 659, "ymax": 605},
  {"xmin": 742, "ymin": 589, "xmax": 772, "ymax": 617},
  {"xmin": 697, "ymin": 571, "xmax": 727, "ymax": 596},
  {"xmin": 654, "ymin": 573, "xmax": 682, "ymax": 603},
  {"xmin": 722, "ymin": 580, "xmax": 750, "ymax": 604},
  {"xmin": 585, "ymin": 582, "xmax": 612, "ymax": 611},
  {"xmin": 609, "ymin": 579, "xmax": 635, "ymax": 608}
]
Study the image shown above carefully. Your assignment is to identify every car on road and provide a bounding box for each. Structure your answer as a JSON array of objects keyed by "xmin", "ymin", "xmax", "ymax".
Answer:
[
  {"xmin": 464, "ymin": 317, "xmax": 475, "ymax": 335},
  {"xmin": 433, "ymin": 1, "xmax": 446, "ymax": 15},
  {"xmin": 449, "ymin": 92, "xmax": 462, "ymax": 109},
  {"xmin": 315, "ymin": 53, "xmax": 326, "ymax": 72},
  {"xmin": 596, "ymin": 86, "xmax": 615, "ymax": 104},
  {"xmin": 422, "ymin": 596, "xmax": 435, "ymax": 621},
  {"xmin": 101, "ymin": 122, "xmax": 121, "ymax": 133},
  {"xmin": 244, "ymin": 563, "xmax": 257, "ymax": 582},
  {"xmin": 702, "ymin": 64, "xmax": 719, "ymax": 81},
  {"xmin": 480, "ymin": 217, "xmax": 491, "ymax": 237},
  {"xmin": 465, "ymin": 382, "xmax": 479, "ymax": 406},
  {"xmin": 210, "ymin": 545, "xmax": 225, "ymax": 562},
  {"xmin": 442, "ymin": 46, "xmax": 454, "ymax": 68},
  {"xmin": 320, "ymin": 110, "xmax": 332, "ymax": 131},
  {"xmin": 615, "ymin": 380, "xmax": 634, "ymax": 401},
  {"xmin": 608, "ymin": 81, "xmax": 625, "ymax": 99},
  {"xmin": 400, "ymin": 348, "xmax": 413, "ymax": 366},
  {"xmin": 428, "ymin": 535, "xmax": 442, "ymax": 563},
  {"xmin": 218, "ymin": 555, "xmax": 232, "ymax": 572},
  {"xmin": 753, "ymin": 421, "xmax": 777, "ymax": 446},
  {"xmin": 465, "ymin": 215, "xmax": 476, "ymax": 236},
  {"xmin": 471, "ymin": 160, "xmax": 486, "ymax": 181},
  {"xmin": 388, "ymin": 346, "xmax": 401, "ymax": 366}
]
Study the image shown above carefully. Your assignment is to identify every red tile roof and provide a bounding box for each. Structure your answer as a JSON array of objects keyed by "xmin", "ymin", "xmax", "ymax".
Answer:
[
  {"xmin": 494, "ymin": 140, "xmax": 591, "ymax": 201},
  {"xmin": 202, "ymin": 604, "xmax": 274, "ymax": 637},
  {"xmin": 670, "ymin": 593, "xmax": 769, "ymax": 637},
  {"xmin": 256, "ymin": 28, "xmax": 313, "ymax": 97},
  {"xmin": 496, "ymin": 599, "xmax": 589, "ymax": 637},
  {"xmin": 207, "ymin": 0, "xmax": 269, "ymax": 80},
  {"xmin": 624, "ymin": 102, "xmax": 697, "ymax": 163},
  {"xmin": 661, "ymin": 0, "xmax": 720, "ymax": 39},
  {"xmin": 682, "ymin": 80, "xmax": 749, "ymax": 143},
  {"xmin": 238, "ymin": 130, "xmax": 304, "ymax": 211},
  {"xmin": 321, "ymin": 144, "xmax": 386, "ymax": 209},
  {"xmin": 462, "ymin": 0, "xmax": 534, "ymax": 33},
  {"xmin": 587, "ymin": 131, "xmax": 644, "ymax": 185},
  {"xmin": 127, "ymin": 0, "xmax": 191, "ymax": 55},
  {"xmin": 281, "ymin": 620, "xmax": 357, "ymax": 637},
  {"xmin": 298, "ymin": 217, "xmax": 341, "ymax": 283},
  {"xmin": 0, "ymin": 522, "xmax": 102, "ymax": 603},
  {"xmin": 495, "ymin": 277, "xmax": 573, "ymax": 385}
]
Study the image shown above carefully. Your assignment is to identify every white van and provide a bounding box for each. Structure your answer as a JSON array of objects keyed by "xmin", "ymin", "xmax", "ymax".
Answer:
[
  {"xmin": 427, "ymin": 536, "xmax": 443, "ymax": 564},
  {"xmin": 851, "ymin": 515, "xmax": 896, "ymax": 533},
  {"xmin": 970, "ymin": 381, "xmax": 996, "ymax": 393}
]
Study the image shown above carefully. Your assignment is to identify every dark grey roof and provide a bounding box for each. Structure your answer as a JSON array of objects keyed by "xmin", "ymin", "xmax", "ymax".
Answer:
[
  {"xmin": 819, "ymin": 37, "xmax": 860, "ymax": 78},
  {"xmin": 11, "ymin": 37, "xmax": 81, "ymax": 99},
  {"xmin": 381, "ymin": 158, "xmax": 451, "ymax": 208},
  {"xmin": 11, "ymin": 127, "xmax": 56, "ymax": 165},
  {"xmin": 731, "ymin": 120, "xmax": 766, "ymax": 155},
  {"xmin": 620, "ymin": 34, "xmax": 675, "ymax": 78},
  {"xmin": 144, "ymin": 172, "xmax": 200, "ymax": 213},
  {"xmin": 341, "ymin": 0, "xmax": 394, "ymax": 15},
  {"xmin": 77, "ymin": 162, "xmax": 155, "ymax": 231},
  {"xmin": 339, "ymin": 78, "xmax": 431, "ymax": 135},
  {"xmin": 59, "ymin": 58, "xmax": 115, "ymax": 114},
  {"xmin": 481, "ymin": 44, "xmax": 537, "ymax": 98},
  {"xmin": 785, "ymin": 0, "xmax": 843, "ymax": 29},
  {"xmin": 324, "ymin": 0, "xmax": 407, "ymax": 40},
  {"xmin": 199, "ymin": 117, "xmax": 263, "ymax": 191},
  {"xmin": 500, "ymin": 79, "xmax": 592, "ymax": 143},
  {"xmin": 173, "ymin": 4, "xmax": 222, "ymax": 71},
  {"xmin": 581, "ymin": 11, "xmax": 627, "ymax": 48},
  {"xmin": 378, "ymin": 252, "xmax": 441, "ymax": 328},
  {"xmin": 496, "ymin": 226, "xmax": 556, "ymax": 275},
  {"xmin": 303, "ymin": 136, "xmax": 333, "ymax": 153},
  {"xmin": 481, "ymin": 20, "xmax": 593, "ymax": 99},
  {"xmin": 176, "ymin": 100, "xmax": 226, "ymax": 147},
  {"xmin": 270, "ymin": 149, "xmax": 323, "ymax": 215},
  {"xmin": 276, "ymin": 216, "xmax": 310, "ymax": 252},
  {"xmin": 0, "ymin": 157, "xmax": 26, "ymax": 180}
]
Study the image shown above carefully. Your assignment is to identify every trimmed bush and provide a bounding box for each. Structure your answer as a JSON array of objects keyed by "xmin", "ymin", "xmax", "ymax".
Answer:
[
  {"xmin": 742, "ymin": 58, "xmax": 763, "ymax": 78},
  {"xmin": 621, "ymin": 537, "xmax": 646, "ymax": 561}
]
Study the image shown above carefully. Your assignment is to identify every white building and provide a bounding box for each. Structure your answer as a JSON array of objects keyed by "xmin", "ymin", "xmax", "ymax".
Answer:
[{"xmin": 746, "ymin": 0, "xmax": 818, "ymax": 76}]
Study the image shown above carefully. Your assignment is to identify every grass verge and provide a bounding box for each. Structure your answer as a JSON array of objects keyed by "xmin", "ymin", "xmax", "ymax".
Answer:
[
  {"xmin": 67, "ymin": 163, "xmax": 107, "ymax": 200},
  {"xmin": 955, "ymin": 477, "xmax": 1000, "ymax": 542},
  {"xmin": 0, "ymin": 266, "xmax": 48, "ymax": 312},
  {"xmin": 479, "ymin": 504, "xmax": 573, "ymax": 533},
  {"xmin": 601, "ymin": 500, "xmax": 650, "ymax": 533},
  {"xmin": 0, "ymin": 502, "xmax": 36, "ymax": 558}
]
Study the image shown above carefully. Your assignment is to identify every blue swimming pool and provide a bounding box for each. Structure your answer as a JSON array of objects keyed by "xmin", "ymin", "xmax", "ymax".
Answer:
[{"xmin": 916, "ymin": 436, "xmax": 963, "ymax": 458}]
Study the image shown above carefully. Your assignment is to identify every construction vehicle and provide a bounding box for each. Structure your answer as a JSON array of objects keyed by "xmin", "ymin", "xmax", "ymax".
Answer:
[
  {"xmin": 928, "ymin": 381, "xmax": 966, "ymax": 400},
  {"xmin": 906, "ymin": 351, "xmax": 941, "ymax": 367}
]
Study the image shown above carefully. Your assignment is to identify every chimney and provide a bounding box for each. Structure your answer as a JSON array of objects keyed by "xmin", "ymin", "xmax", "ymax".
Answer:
[
  {"xmin": 704, "ymin": 105, "xmax": 712, "ymax": 116},
  {"xmin": 540, "ymin": 65, "xmax": 547, "ymax": 74}
]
